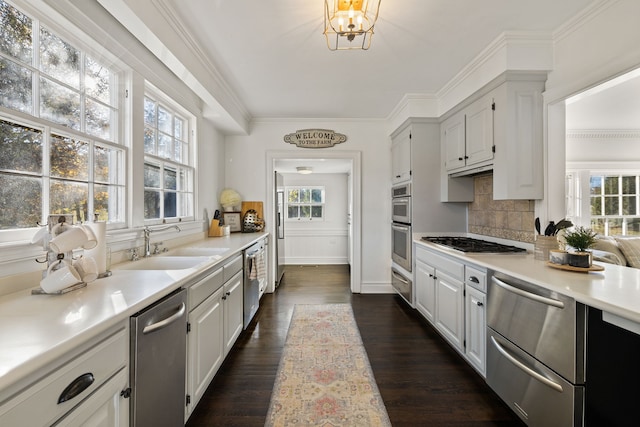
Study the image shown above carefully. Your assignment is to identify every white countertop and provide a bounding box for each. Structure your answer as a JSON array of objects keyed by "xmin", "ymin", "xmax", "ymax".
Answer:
[
  {"xmin": 415, "ymin": 238, "xmax": 640, "ymax": 324},
  {"xmin": 0, "ymin": 232, "xmax": 267, "ymax": 401}
]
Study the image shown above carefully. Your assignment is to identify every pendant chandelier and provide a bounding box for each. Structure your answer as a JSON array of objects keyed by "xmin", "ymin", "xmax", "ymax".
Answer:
[{"xmin": 323, "ymin": 0, "xmax": 381, "ymax": 51}]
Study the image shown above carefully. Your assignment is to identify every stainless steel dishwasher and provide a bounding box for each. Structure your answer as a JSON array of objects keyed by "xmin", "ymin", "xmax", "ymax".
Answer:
[{"xmin": 130, "ymin": 288, "xmax": 187, "ymax": 427}]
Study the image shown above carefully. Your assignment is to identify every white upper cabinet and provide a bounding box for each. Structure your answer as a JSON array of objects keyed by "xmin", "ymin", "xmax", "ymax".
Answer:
[
  {"xmin": 391, "ymin": 126, "xmax": 412, "ymax": 184},
  {"xmin": 441, "ymin": 72, "xmax": 546, "ymax": 201}
]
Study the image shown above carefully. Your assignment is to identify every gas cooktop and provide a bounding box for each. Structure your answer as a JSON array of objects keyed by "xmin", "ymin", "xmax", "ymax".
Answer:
[{"xmin": 421, "ymin": 236, "xmax": 526, "ymax": 254}]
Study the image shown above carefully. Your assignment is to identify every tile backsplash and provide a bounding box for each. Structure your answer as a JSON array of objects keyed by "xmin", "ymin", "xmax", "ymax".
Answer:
[{"xmin": 468, "ymin": 174, "xmax": 535, "ymax": 243}]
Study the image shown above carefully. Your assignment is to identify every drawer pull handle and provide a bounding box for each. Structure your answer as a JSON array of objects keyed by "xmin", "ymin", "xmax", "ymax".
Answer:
[
  {"xmin": 469, "ymin": 276, "xmax": 480, "ymax": 283},
  {"xmin": 143, "ymin": 302, "xmax": 186, "ymax": 334},
  {"xmin": 58, "ymin": 372, "xmax": 94, "ymax": 404},
  {"xmin": 492, "ymin": 277, "xmax": 564, "ymax": 309}
]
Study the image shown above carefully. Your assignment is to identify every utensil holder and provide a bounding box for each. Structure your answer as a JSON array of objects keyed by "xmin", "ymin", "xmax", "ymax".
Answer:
[{"xmin": 534, "ymin": 236, "xmax": 559, "ymax": 261}]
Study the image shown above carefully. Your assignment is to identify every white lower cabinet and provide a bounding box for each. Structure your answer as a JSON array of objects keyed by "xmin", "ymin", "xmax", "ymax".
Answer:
[
  {"xmin": 223, "ymin": 270, "xmax": 244, "ymax": 356},
  {"xmin": 55, "ymin": 368, "xmax": 129, "ymax": 427},
  {"xmin": 0, "ymin": 324, "xmax": 128, "ymax": 427},
  {"xmin": 435, "ymin": 270, "xmax": 465, "ymax": 352},
  {"xmin": 186, "ymin": 255, "xmax": 244, "ymax": 419},
  {"xmin": 415, "ymin": 259, "xmax": 436, "ymax": 323},
  {"xmin": 414, "ymin": 244, "xmax": 487, "ymax": 377},
  {"xmin": 464, "ymin": 286, "xmax": 486, "ymax": 376}
]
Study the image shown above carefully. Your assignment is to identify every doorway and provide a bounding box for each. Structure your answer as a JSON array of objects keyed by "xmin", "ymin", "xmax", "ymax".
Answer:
[{"xmin": 265, "ymin": 150, "xmax": 362, "ymax": 294}]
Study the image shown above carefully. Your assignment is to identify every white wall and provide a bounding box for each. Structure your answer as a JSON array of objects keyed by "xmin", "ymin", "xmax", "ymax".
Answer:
[
  {"xmin": 543, "ymin": 0, "xmax": 640, "ymax": 221},
  {"xmin": 281, "ymin": 173, "xmax": 348, "ymax": 265},
  {"xmin": 225, "ymin": 119, "xmax": 390, "ymax": 292}
]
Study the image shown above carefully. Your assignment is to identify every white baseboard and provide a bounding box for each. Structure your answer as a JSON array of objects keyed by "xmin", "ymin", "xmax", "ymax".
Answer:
[{"xmin": 285, "ymin": 257, "xmax": 348, "ymax": 265}]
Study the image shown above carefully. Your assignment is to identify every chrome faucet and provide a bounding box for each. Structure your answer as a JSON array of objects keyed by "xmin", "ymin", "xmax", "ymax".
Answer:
[{"xmin": 144, "ymin": 225, "xmax": 180, "ymax": 257}]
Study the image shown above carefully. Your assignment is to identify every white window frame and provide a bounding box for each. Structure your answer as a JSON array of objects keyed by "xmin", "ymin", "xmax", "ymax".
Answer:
[
  {"xmin": 143, "ymin": 83, "xmax": 195, "ymax": 225},
  {"xmin": 588, "ymin": 172, "xmax": 640, "ymax": 236},
  {"xmin": 285, "ymin": 186, "xmax": 325, "ymax": 221},
  {"xmin": 0, "ymin": 0, "xmax": 127, "ymax": 243}
]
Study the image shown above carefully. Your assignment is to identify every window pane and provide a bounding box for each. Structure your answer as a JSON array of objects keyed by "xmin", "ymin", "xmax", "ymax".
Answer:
[
  {"xmin": 287, "ymin": 206, "xmax": 298, "ymax": 218},
  {"xmin": 85, "ymin": 98, "xmax": 112, "ymax": 140},
  {"xmin": 299, "ymin": 189, "xmax": 310, "ymax": 203},
  {"xmin": 144, "ymin": 190, "xmax": 160, "ymax": 219},
  {"xmin": 288, "ymin": 189, "xmax": 299, "ymax": 203},
  {"xmin": 164, "ymin": 166, "xmax": 176, "ymax": 190},
  {"xmin": 607, "ymin": 218, "xmax": 623, "ymax": 236},
  {"xmin": 50, "ymin": 179, "xmax": 88, "ymax": 223},
  {"xmin": 300, "ymin": 205, "xmax": 310, "ymax": 218},
  {"xmin": 93, "ymin": 183, "xmax": 109, "ymax": 222},
  {"xmin": 144, "ymin": 97, "xmax": 156, "ymax": 125},
  {"xmin": 604, "ymin": 196, "xmax": 619, "ymax": 215},
  {"xmin": 174, "ymin": 141, "xmax": 184, "ymax": 163},
  {"xmin": 177, "ymin": 192, "xmax": 192, "ymax": 217},
  {"xmin": 174, "ymin": 117, "xmax": 183, "ymax": 139},
  {"xmin": 40, "ymin": 77, "xmax": 80, "ymax": 129},
  {"xmin": 590, "ymin": 176, "xmax": 602, "ymax": 195},
  {"xmin": 603, "ymin": 176, "xmax": 618, "ymax": 195},
  {"xmin": 311, "ymin": 206, "xmax": 323, "ymax": 218},
  {"xmin": 144, "ymin": 127, "xmax": 156, "ymax": 155},
  {"xmin": 627, "ymin": 218, "xmax": 640, "ymax": 236},
  {"xmin": 94, "ymin": 145, "xmax": 116, "ymax": 184},
  {"xmin": 157, "ymin": 105, "xmax": 172, "ymax": 134},
  {"xmin": 0, "ymin": 119, "xmax": 42, "ymax": 173},
  {"xmin": 622, "ymin": 176, "xmax": 636, "ymax": 195},
  {"xmin": 0, "ymin": 57, "xmax": 32, "ymax": 113},
  {"xmin": 177, "ymin": 168, "xmax": 191, "ymax": 192},
  {"xmin": 590, "ymin": 196, "xmax": 601, "ymax": 216},
  {"xmin": 622, "ymin": 196, "xmax": 636, "ymax": 215},
  {"xmin": 85, "ymin": 56, "xmax": 111, "ymax": 104},
  {"xmin": 50, "ymin": 135, "xmax": 88, "ymax": 180},
  {"xmin": 144, "ymin": 162, "xmax": 160, "ymax": 188},
  {"xmin": 0, "ymin": 174, "xmax": 41, "ymax": 229},
  {"xmin": 99, "ymin": 184, "xmax": 124, "ymax": 223},
  {"xmin": 158, "ymin": 133, "xmax": 171, "ymax": 159},
  {"xmin": 40, "ymin": 27, "xmax": 79, "ymax": 88},
  {"xmin": 590, "ymin": 218, "xmax": 605, "ymax": 235},
  {"xmin": 0, "ymin": 1, "xmax": 32, "ymax": 63},
  {"xmin": 164, "ymin": 191, "xmax": 176, "ymax": 217},
  {"xmin": 311, "ymin": 189, "xmax": 322, "ymax": 203}
]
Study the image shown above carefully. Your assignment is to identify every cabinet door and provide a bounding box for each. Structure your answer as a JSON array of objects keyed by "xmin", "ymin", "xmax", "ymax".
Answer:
[
  {"xmin": 186, "ymin": 287, "xmax": 224, "ymax": 417},
  {"xmin": 415, "ymin": 259, "xmax": 436, "ymax": 324},
  {"xmin": 224, "ymin": 270, "xmax": 244, "ymax": 356},
  {"xmin": 465, "ymin": 286, "xmax": 486, "ymax": 376},
  {"xmin": 435, "ymin": 271, "xmax": 464, "ymax": 352},
  {"xmin": 442, "ymin": 111, "xmax": 466, "ymax": 171},
  {"xmin": 391, "ymin": 127, "xmax": 411, "ymax": 183},
  {"xmin": 55, "ymin": 368, "xmax": 128, "ymax": 427},
  {"xmin": 465, "ymin": 94, "xmax": 494, "ymax": 167}
]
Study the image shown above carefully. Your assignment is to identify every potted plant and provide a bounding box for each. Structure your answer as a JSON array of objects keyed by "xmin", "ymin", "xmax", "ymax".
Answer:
[{"xmin": 563, "ymin": 226, "xmax": 598, "ymax": 268}]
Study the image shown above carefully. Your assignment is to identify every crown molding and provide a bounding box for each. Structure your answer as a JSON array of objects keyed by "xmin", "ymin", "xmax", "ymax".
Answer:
[{"xmin": 553, "ymin": 0, "xmax": 619, "ymax": 43}]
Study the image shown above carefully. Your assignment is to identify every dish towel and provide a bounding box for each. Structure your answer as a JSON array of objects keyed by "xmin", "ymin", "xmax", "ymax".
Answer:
[{"xmin": 248, "ymin": 252, "xmax": 265, "ymax": 280}]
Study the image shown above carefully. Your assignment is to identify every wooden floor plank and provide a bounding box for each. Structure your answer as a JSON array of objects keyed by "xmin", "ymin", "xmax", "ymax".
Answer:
[{"xmin": 186, "ymin": 265, "xmax": 524, "ymax": 426}]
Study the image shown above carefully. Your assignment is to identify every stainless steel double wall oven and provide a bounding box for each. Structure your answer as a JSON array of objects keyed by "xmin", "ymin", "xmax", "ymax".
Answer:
[{"xmin": 391, "ymin": 183, "xmax": 412, "ymax": 303}]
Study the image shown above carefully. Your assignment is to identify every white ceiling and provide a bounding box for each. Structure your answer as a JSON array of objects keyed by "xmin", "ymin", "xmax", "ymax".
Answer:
[
  {"xmin": 110, "ymin": 0, "xmax": 594, "ymax": 121},
  {"xmin": 275, "ymin": 158, "xmax": 352, "ymax": 174}
]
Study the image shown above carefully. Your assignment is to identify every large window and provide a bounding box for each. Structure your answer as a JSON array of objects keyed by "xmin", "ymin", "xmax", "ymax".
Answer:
[
  {"xmin": 143, "ymin": 92, "xmax": 194, "ymax": 221},
  {"xmin": 0, "ymin": 0, "xmax": 123, "ymax": 235},
  {"xmin": 286, "ymin": 186, "xmax": 325, "ymax": 220},
  {"xmin": 590, "ymin": 174, "xmax": 640, "ymax": 236}
]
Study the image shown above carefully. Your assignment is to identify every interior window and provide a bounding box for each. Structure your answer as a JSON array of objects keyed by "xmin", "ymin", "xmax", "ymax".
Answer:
[{"xmin": 286, "ymin": 186, "xmax": 325, "ymax": 221}]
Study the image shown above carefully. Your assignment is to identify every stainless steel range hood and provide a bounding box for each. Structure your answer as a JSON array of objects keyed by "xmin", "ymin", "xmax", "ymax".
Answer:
[{"xmin": 448, "ymin": 164, "xmax": 493, "ymax": 178}]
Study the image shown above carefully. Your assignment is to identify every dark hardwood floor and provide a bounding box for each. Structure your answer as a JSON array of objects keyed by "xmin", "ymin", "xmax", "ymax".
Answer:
[{"xmin": 186, "ymin": 265, "xmax": 524, "ymax": 426}]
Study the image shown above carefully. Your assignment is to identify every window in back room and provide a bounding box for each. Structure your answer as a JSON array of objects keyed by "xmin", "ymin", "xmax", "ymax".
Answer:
[
  {"xmin": 0, "ymin": 0, "xmax": 124, "ymax": 240},
  {"xmin": 286, "ymin": 186, "xmax": 325, "ymax": 221}
]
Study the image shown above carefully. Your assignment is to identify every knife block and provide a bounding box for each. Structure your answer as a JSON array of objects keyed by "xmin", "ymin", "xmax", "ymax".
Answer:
[{"xmin": 208, "ymin": 219, "xmax": 224, "ymax": 237}]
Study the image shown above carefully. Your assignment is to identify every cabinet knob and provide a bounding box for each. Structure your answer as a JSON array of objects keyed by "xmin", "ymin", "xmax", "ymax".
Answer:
[
  {"xmin": 458, "ymin": 157, "xmax": 463, "ymax": 161},
  {"xmin": 476, "ymin": 301, "xmax": 484, "ymax": 307},
  {"xmin": 226, "ymin": 291, "xmax": 231, "ymax": 296},
  {"xmin": 222, "ymin": 295, "xmax": 227, "ymax": 300},
  {"xmin": 464, "ymin": 156, "xmax": 469, "ymax": 159}
]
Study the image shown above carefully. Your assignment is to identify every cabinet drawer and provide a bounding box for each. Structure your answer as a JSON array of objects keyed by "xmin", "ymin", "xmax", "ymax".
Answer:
[
  {"xmin": 465, "ymin": 265, "xmax": 487, "ymax": 292},
  {"xmin": 223, "ymin": 254, "xmax": 243, "ymax": 283},
  {"xmin": 189, "ymin": 267, "xmax": 223, "ymax": 310},
  {"xmin": 0, "ymin": 327, "xmax": 127, "ymax": 427},
  {"xmin": 416, "ymin": 246, "xmax": 464, "ymax": 280}
]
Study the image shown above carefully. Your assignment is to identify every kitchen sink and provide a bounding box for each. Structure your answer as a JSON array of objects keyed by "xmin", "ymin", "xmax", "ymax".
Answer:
[
  {"xmin": 114, "ymin": 256, "xmax": 211, "ymax": 270},
  {"xmin": 164, "ymin": 247, "xmax": 229, "ymax": 257}
]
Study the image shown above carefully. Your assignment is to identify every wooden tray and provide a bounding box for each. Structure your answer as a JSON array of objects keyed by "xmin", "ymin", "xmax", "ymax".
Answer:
[{"xmin": 546, "ymin": 262, "xmax": 604, "ymax": 273}]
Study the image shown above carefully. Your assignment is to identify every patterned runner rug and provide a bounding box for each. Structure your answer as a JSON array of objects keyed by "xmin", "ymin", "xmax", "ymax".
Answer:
[{"xmin": 265, "ymin": 304, "xmax": 391, "ymax": 426}]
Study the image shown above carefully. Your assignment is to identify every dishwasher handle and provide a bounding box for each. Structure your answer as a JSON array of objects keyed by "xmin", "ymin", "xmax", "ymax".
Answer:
[
  {"xmin": 143, "ymin": 302, "xmax": 186, "ymax": 335},
  {"xmin": 492, "ymin": 276, "xmax": 565, "ymax": 309}
]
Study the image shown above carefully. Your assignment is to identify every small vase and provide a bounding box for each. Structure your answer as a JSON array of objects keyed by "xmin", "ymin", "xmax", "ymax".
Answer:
[
  {"xmin": 549, "ymin": 249, "xmax": 569, "ymax": 265},
  {"xmin": 568, "ymin": 252, "xmax": 591, "ymax": 268}
]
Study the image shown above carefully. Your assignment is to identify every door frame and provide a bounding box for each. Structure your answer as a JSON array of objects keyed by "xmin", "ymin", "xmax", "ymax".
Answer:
[{"xmin": 265, "ymin": 150, "xmax": 362, "ymax": 294}]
